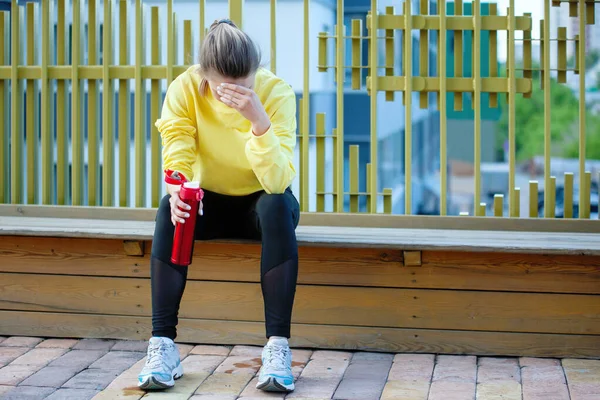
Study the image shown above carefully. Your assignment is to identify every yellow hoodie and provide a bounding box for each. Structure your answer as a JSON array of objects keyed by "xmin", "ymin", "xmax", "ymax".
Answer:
[{"xmin": 155, "ymin": 65, "xmax": 297, "ymax": 196}]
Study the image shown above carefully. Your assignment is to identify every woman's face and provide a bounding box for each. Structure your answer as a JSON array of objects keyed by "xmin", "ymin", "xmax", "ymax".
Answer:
[{"xmin": 205, "ymin": 72, "xmax": 255, "ymax": 102}]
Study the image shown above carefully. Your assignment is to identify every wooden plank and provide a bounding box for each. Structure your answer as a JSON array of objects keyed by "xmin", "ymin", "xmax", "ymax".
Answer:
[
  {"xmin": 0, "ymin": 311, "xmax": 598, "ymax": 358},
  {"xmin": 1, "ymin": 216, "xmax": 600, "ymax": 255},
  {"xmin": 1, "ymin": 238, "xmax": 599, "ymax": 295},
  {"xmin": 1, "ymin": 204, "xmax": 600, "ymax": 233},
  {"xmin": 1, "ymin": 273, "xmax": 598, "ymax": 335}
]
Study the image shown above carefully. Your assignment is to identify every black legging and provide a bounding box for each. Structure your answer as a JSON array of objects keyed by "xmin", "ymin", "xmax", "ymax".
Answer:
[{"xmin": 150, "ymin": 187, "xmax": 300, "ymax": 340}]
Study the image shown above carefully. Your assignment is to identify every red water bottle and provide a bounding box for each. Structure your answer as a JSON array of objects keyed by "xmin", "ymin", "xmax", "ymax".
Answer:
[{"xmin": 165, "ymin": 170, "xmax": 204, "ymax": 266}]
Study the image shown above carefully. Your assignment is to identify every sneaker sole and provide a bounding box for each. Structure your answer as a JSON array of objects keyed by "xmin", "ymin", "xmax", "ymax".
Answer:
[
  {"xmin": 256, "ymin": 377, "xmax": 294, "ymax": 392},
  {"xmin": 138, "ymin": 363, "xmax": 183, "ymax": 390}
]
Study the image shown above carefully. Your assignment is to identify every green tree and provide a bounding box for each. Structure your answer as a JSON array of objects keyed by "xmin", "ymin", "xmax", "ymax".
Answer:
[{"xmin": 496, "ymin": 64, "xmax": 600, "ymax": 161}]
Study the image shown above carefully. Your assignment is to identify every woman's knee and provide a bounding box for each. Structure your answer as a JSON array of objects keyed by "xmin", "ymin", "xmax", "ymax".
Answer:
[{"xmin": 256, "ymin": 193, "xmax": 298, "ymax": 221}]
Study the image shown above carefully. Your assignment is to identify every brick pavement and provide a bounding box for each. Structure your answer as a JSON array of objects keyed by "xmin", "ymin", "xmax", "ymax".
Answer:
[{"xmin": 0, "ymin": 336, "xmax": 599, "ymax": 400}]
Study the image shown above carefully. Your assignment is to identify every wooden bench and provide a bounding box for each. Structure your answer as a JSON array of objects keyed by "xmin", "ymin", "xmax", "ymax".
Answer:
[{"xmin": 1, "ymin": 205, "xmax": 599, "ymax": 359}]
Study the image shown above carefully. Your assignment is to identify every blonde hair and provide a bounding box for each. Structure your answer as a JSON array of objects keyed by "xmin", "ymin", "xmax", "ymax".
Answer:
[{"xmin": 198, "ymin": 19, "xmax": 261, "ymax": 93}]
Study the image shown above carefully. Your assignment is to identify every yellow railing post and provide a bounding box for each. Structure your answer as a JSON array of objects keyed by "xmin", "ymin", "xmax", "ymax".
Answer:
[
  {"xmin": 134, "ymin": 0, "xmax": 145, "ymax": 208},
  {"xmin": 11, "ymin": 0, "xmax": 21, "ymax": 204},
  {"xmin": 473, "ymin": 0, "xmax": 481, "ymax": 214},
  {"xmin": 439, "ymin": 0, "xmax": 447, "ymax": 215},
  {"xmin": 0, "ymin": 12, "xmax": 6, "ymax": 204},
  {"xmin": 335, "ymin": 1, "xmax": 345, "ymax": 213},
  {"xmin": 56, "ymin": 0, "xmax": 67, "ymax": 205},
  {"xmin": 404, "ymin": 0, "xmax": 412, "ymax": 215},
  {"xmin": 88, "ymin": 0, "xmax": 99, "ymax": 206},
  {"xmin": 151, "ymin": 6, "xmax": 161, "ymax": 208},
  {"xmin": 543, "ymin": 0, "xmax": 551, "ymax": 218},
  {"xmin": 229, "ymin": 0, "xmax": 244, "ymax": 28},
  {"xmin": 103, "ymin": 0, "xmax": 114, "ymax": 207},
  {"xmin": 72, "ymin": 0, "xmax": 82, "ymax": 206},
  {"xmin": 300, "ymin": 0, "xmax": 310, "ymax": 212},
  {"xmin": 41, "ymin": 1, "xmax": 51, "ymax": 205},
  {"xmin": 578, "ymin": 0, "xmax": 586, "ymax": 219},
  {"xmin": 118, "ymin": 0, "xmax": 130, "ymax": 207},
  {"xmin": 369, "ymin": 0, "xmax": 378, "ymax": 213}
]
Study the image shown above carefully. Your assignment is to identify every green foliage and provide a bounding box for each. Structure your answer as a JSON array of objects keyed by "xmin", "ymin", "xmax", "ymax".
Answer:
[{"xmin": 496, "ymin": 64, "xmax": 600, "ymax": 161}]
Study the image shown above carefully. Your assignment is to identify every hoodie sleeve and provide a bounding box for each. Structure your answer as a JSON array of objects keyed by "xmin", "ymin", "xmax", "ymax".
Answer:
[
  {"xmin": 245, "ymin": 84, "xmax": 297, "ymax": 194},
  {"xmin": 155, "ymin": 75, "xmax": 197, "ymax": 182}
]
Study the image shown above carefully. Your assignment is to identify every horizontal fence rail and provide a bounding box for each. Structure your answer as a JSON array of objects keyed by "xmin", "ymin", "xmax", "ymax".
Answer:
[{"xmin": 0, "ymin": 0, "xmax": 598, "ymax": 221}]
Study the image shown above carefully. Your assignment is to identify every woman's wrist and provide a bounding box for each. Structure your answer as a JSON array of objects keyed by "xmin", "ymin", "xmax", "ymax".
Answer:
[{"xmin": 251, "ymin": 115, "xmax": 271, "ymax": 137}]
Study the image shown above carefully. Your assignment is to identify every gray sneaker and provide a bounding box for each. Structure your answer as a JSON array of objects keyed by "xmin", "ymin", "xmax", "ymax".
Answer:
[{"xmin": 256, "ymin": 339, "xmax": 295, "ymax": 392}]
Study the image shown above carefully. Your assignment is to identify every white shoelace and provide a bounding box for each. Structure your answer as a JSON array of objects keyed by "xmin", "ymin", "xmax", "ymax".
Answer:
[
  {"xmin": 264, "ymin": 344, "xmax": 290, "ymax": 371},
  {"xmin": 147, "ymin": 342, "xmax": 170, "ymax": 369}
]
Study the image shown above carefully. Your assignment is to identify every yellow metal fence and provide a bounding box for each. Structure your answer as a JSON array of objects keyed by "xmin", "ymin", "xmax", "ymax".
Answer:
[{"xmin": 0, "ymin": 0, "xmax": 598, "ymax": 220}]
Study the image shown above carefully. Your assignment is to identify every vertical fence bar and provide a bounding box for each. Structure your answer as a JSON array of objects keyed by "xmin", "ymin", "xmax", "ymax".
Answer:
[
  {"xmin": 351, "ymin": 19, "xmax": 361, "ymax": 90},
  {"xmin": 0, "ymin": 12, "xmax": 4, "ymax": 203},
  {"xmin": 578, "ymin": 0, "xmax": 586, "ymax": 219},
  {"xmin": 494, "ymin": 194, "xmax": 503, "ymax": 217},
  {"xmin": 103, "ymin": 0, "xmax": 114, "ymax": 206},
  {"xmin": 316, "ymin": 113, "xmax": 325, "ymax": 212},
  {"xmin": 26, "ymin": 3, "xmax": 36, "ymax": 204},
  {"xmin": 135, "ymin": 0, "xmax": 145, "ymax": 208},
  {"xmin": 488, "ymin": 3, "xmax": 497, "ymax": 108},
  {"xmin": 477, "ymin": 203, "xmax": 486, "ymax": 216},
  {"xmin": 548, "ymin": 176, "xmax": 556, "ymax": 218},
  {"xmin": 184, "ymin": 20, "xmax": 194, "ymax": 65},
  {"xmin": 332, "ymin": 127, "xmax": 338, "ymax": 211},
  {"xmin": 41, "ymin": 0, "xmax": 50, "ymax": 204},
  {"xmin": 514, "ymin": 188, "xmax": 520, "ymax": 217},
  {"xmin": 119, "ymin": 0, "xmax": 129, "ymax": 207},
  {"xmin": 349, "ymin": 145, "xmax": 359, "ymax": 212},
  {"xmin": 88, "ymin": 0, "xmax": 98, "ymax": 206},
  {"xmin": 419, "ymin": 0, "xmax": 428, "ymax": 109},
  {"xmin": 300, "ymin": 0, "xmax": 310, "ymax": 212},
  {"xmin": 543, "ymin": 1, "xmax": 551, "ymax": 217},
  {"xmin": 473, "ymin": 0, "xmax": 481, "ymax": 214},
  {"xmin": 369, "ymin": 0, "xmax": 378, "ymax": 213},
  {"xmin": 508, "ymin": 0, "xmax": 517, "ymax": 217},
  {"xmin": 582, "ymin": 171, "xmax": 591, "ymax": 219},
  {"xmin": 439, "ymin": 0, "xmax": 447, "ymax": 215},
  {"xmin": 72, "ymin": 0, "xmax": 82, "ymax": 205},
  {"xmin": 384, "ymin": 7, "xmax": 394, "ymax": 102},
  {"xmin": 454, "ymin": 0, "xmax": 463, "ymax": 111},
  {"xmin": 151, "ymin": 7, "xmax": 161, "ymax": 208},
  {"xmin": 10, "ymin": 0, "xmax": 20, "ymax": 204},
  {"xmin": 383, "ymin": 188, "xmax": 392, "ymax": 213},
  {"xmin": 529, "ymin": 180, "xmax": 538, "ymax": 218},
  {"xmin": 404, "ymin": 0, "xmax": 412, "ymax": 215},
  {"xmin": 366, "ymin": 163, "xmax": 371, "ymax": 211},
  {"xmin": 564, "ymin": 172, "xmax": 573, "ymax": 218},
  {"xmin": 523, "ymin": 13, "xmax": 532, "ymax": 98},
  {"xmin": 167, "ymin": 0, "xmax": 173, "ymax": 85},
  {"xmin": 56, "ymin": 0, "xmax": 66, "ymax": 204},
  {"xmin": 200, "ymin": 0, "xmax": 206, "ymax": 43},
  {"xmin": 270, "ymin": 0, "xmax": 276, "ymax": 73},
  {"xmin": 230, "ymin": 0, "xmax": 243, "ymax": 28},
  {"xmin": 335, "ymin": 0, "xmax": 344, "ymax": 213}
]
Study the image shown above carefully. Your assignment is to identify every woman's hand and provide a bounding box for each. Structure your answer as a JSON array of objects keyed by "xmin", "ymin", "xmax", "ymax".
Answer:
[
  {"xmin": 167, "ymin": 184, "xmax": 203, "ymax": 226},
  {"xmin": 217, "ymin": 83, "xmax": 271, "ymax": 136}
]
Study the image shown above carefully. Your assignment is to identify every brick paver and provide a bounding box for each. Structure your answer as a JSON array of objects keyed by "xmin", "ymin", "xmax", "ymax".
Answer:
[
  {"xmin": 36, "ymin": 339, "xmax": 80, "ymax": 349},
  {"xmin": 46, "ymin": 388, "xmax": 101, "ymax": 400},
  {"xmin": 520, "ymin": 358, "xmax": 570, "ymax": 400},
  {"xmin": 476, "ymin": 358, "xmax": 522, "ymax": 400},
  {"xmin": 286, "ymin": 350, "xmax": 352, "ymax": 399},
  {"xmin": 333, "ymin": 352, "xmax": 394, "ymax": 400},
  {"xmin": 0, "ymin": 336, "xmax": 43, "ymax": 348},
  {"xmin": 428, "ymin": 355, "xmax": 478, "ymax": 400},
  {"xmin": 0, "ymin": 385, "xmax": 56, "ymax": 399},
  {"xmin": 111, "ymin": 340, "xmax": 148, "ymax": 352},
  {"xmin": 380, "ymin": 354, "xmax": 435, "ymax": 400},
  {"xmin": 73, "ymin": 339, "xmax": 116, "ymax": 352},
  {"xmin": 2, "ymin": 336, "xmax": 600, "ymax": 399},
  {"xmin": 562, "ymin": 359, "xmax": 600, "ymax": 400},
  {"xmin": 0, "ymin": 347, "xmax": 30, "ymax": 367}
]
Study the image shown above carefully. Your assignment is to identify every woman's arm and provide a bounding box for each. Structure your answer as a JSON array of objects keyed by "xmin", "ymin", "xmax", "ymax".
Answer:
[
  {"xmin": 155, "ymin": 75, "xmax": 198, "ymax": 184},
  {"xmin": 218, "ymin": 82, "xmax": 297, "ymax": 194}
]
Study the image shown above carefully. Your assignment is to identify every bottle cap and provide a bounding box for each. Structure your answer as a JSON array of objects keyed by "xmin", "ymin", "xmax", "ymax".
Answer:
[{"xmin": 183, "ymin": 181, "xmax": 200, "ymax": 189}]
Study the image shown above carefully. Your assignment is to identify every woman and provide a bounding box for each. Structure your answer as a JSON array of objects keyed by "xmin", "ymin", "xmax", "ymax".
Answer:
[{"xmin": 137, "ymin": 19, "xmax": 300, "ymax": 393}]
